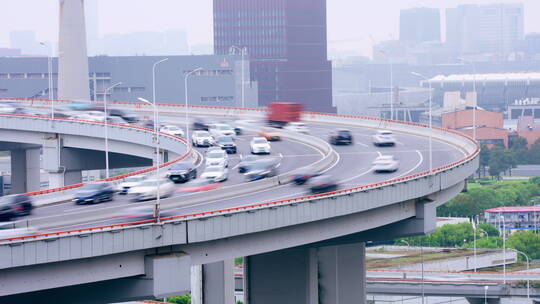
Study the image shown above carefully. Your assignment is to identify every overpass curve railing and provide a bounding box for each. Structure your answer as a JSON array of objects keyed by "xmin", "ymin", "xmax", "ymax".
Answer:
[{"xmin": 0, "ymin": 99, "xmax": 479, "ymax": 248}]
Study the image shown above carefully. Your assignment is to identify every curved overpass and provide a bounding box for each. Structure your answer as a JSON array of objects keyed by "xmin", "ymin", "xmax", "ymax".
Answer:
[{"xmin": 0, "ymin": 99, "xmax": 478, "ymax": 304}]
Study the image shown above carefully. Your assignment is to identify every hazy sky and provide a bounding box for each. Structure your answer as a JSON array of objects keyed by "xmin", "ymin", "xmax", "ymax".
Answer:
[{"xmin": 2, "ymin": 0, "xmax": 539, "ymax": 58}]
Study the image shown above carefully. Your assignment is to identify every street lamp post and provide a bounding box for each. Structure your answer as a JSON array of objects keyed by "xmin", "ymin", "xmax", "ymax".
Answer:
[
  {"xmin": 230, "ymin": 46, "xmax": 247, "ymax": 108},
  {"xmin": 138, "ymin": 97, "xmax": 160, "ymax": 220},
  {"xmin": 509, "ymin": 249, "xmax": 530, "ymax": 298},
  {"xmin": 484, "ymin": 286, "xmax": 489, "ymax": 304},
  {"xmin": 411, "ymin": 72, "xmax": 433, "ymax": 173},
  {"xmin": 459, "ymin": 58, "xmax": 477, "ymax": 140},
  {"xmin": 39, "ymin": 42, "xmax": 54, "ymax": 118},
  {"xmin": 184, "ymin": 68, "xmax": 203, "ymax": 140},
  {"xmin": 500, "ymin": 215, "xmax": 506, "ymax": 284},
  {"xmin": 152, "ymin": 58, "xmax": 169, "ymax": 142},
  {"xmin": 379, "ymin": 49, "xmax": 393, "ymax": 120},
  {"xmin": 104, "ymin": 82, "xmax": 122, "ymax": 179},
  {"xmin": 473, "ymin": 215, "xmax": 479, "ymax": 272}
]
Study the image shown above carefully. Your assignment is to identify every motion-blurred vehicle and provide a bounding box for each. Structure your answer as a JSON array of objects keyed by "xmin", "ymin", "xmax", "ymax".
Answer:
[
  {"xmin": 192, "ymin": 130, "xmax": 214, "ymax": 147},
  {"xmin": 108, "ymin": 108, "xmax": 139, "ymax": 123},
  {"xmin": 73, "ymin": 182, "xmax": 115, "ymax": 204},
  {"xmin": 306, "ymin": 175, "xmax": 339, "ymax": 194},
  {"xmin": 237, "ymin": 155, "xmax": 259, "ymax": 173},
  {"xmin": 244, "ymin": 158, "xmax": 280, "ymax": 181},
  {"xmin": 214, "ymin": 136, "xmax": 237, "ymax": 154},
  {"xmin": 0, "ymin": 227, "xmax": 40, "ymax": 239},
  {"xmin": 220, "ymin": 121, "xmax": 243, "ymax": 135},
  {"xmin": 85, "ymin": 111, "xmax": 106, "ymax": 122},
  {"xmin": 200, "ymin": 166, "xmax": 229, "ymax": 182},
  {"xmin": 177, "ymin": 178, "xmax": 220, "ymax": 193},
  {"xmin": 329, "ymin": 129, "xmax": 353, "ymax": 145},
  {"xmin": 372, "ymin": 130, "xmax": 396, "ymax": 147},
  {"xmin": 118, "ymin": 175, "xmax": 147, "ymax": 194},
  {"xmin": 372, "ymin": 155, "xmax": 399, "ymax": 173},
  {"xmin": 207, "ymin": 146, "xmax": 222, "ymax": 153},
  {"xmin": 0, "ymin": 103, "xmax": 20, "ymax": 114},
  {"xmin": 193, "ymin": 117, "xmax": 211, "ymax": 131},
  {"xmin": 290, "ymin": 166, "xmax": 320, "ymax": 185},
  {"xmin": 250, "ymin": 137, "xmax": 271, "ymax": 154},
  {"xmin": 128, "ymin": 178, "xmax": 175, "ymax": 201},
  {"xmin": 267, "ymin": 102, "xmax": 303, "ymax": 128},
  {"xmin": 141, "ymin": 119, "xmax": 156, "ymax": 130},
  {"xmin": 0, "ymin": 194, "xmax": 33, "ymax": 221},
  {"xmin": 284, "ymin": 122, "xmax": 309, "ymax": 134},
  {"xmin": 258, "ymin": 130, "xmax": 281, "ymax": 141},
  {"xmin": 166, "ymin": 162, "xmax": 197, "ymax": 183},
  {"xmin": 209, "ymin": 123, "xmax": 236, "ymax": 138},
  {"xmin": 205, "ymin": 149, "xmax": 229, "ymax": 167},
  {"xmin": 112, "ymin": 206, "xmax": 174, "ymax": 224},
  {"xmin": 106, "ymin": 116, "xmax": 128, "ymax": 124},
  {"xmin": 160, "ymin": 125, "xmax": 185, "ymax": 137}
]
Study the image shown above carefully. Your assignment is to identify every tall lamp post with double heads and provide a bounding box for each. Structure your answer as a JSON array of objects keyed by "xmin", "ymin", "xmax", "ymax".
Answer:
[
  {"xmin": 229, "ymin": 46, "xmax": 247, "ymax": 108},
  {"xmin": 138, "ymin": 97, "xmax": 160, "ymax": 220},
  {"xmin": 411, "ymin": 72, "xmax": 433, "ymax": 173},
  {"xmin": 104, "ymin": 82, "xmax": 122, "ymax": 179},
  {"xmin": 379, "ymin": 49, "xmax": 394, "ymax": 120},
  {"xmin": 500, "ymin": 215, "xmax": 506, "ymax": 284},
  {"xmin": 184, "ymin": 68, "xmax": 203, "ymax": 139},
  {"xmin": 152, "ymin": 58, "xmax": 169, "ymax": 137}
]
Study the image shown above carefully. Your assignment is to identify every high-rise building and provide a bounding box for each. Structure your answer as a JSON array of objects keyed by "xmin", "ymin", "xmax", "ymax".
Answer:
[
  {"xmin": 446, "ymin": 3, "xmax": 524, "ymax": 58},
  {"xmin": 214, "ymin": 0, "xmax": 334, "ymax": 112},
  {"xmin": 400, "ymin": 8, "xmax": 441, "ymax": 43}
]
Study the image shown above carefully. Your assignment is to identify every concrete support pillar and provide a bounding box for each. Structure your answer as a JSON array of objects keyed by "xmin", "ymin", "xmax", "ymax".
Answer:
[
  {"xmin": 191, "ymin": 261, "xmax": 235, "ymax": 304},
  {"xmin": 245, "ymin": 247, "xmax": 318, "ymax": 304},
  {"xmin": 318, "ymin": 242, "xmax": 366, "ymax": 304},
  {"xmin": 10, "ymin": 148, "xmax": 41, "ymax": 193},
  {"xmin": 58, "ymin": 0, "xmax": 90, "ymax": 100}
]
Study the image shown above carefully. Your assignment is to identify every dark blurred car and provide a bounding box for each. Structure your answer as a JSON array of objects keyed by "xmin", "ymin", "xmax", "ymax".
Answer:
[
  {"xmin": 0, "ymin": 194, "xmax": 33, "ymax": 221},
  {"xmin": 237, "ymin": 155, "xmax": 259, "ymax": 173},
  {"xmin": 108, "ymin": 108, "xmax": 139, "ymax": 123},
  {"xmin": 244, "ymin": 159, "xmax": 280, "ymax": 181},
  {"xmin": 141, "ymin": 119, "xmax": 156, "ymax": 130},
  {"xmin": 306, "ymin": 175, "xmax": 339, "ymax": 194},
  {"xmin": 290, "ymin": 166, "xmax": 320, "ymax": 185},
  {"xmin": 215, "ymin": 136, "xmax": 237, "ymax": 154},
  {"xmin": 177, "ymin": 178, "xmax": 220, "ymax": 193},
  {"xmin": 193, "ymin": 117, "xmax": 211, "ymax": 131},
  {"xmin": 73, "ymin": 182, "xmax": 115, "ymax": 205},
  {"xmin": 329, "ymin": 129, "xmax": 353, "ymax": 145},
  {"xmin": 166, "ymin": 163, "xmax": 197, "ymax": 183}
]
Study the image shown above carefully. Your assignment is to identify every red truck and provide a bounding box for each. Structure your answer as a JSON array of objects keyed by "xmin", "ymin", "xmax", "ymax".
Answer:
[{"xmin": 267, "ymin": 102, "xmax": 303, "ymax": 128}]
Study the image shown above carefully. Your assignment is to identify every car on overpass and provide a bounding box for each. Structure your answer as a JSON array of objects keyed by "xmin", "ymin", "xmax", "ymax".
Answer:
[
  {"xmin": 244, "ymin": 158, "xmax": 280, "ymax": 181},
  {"xmin": 0, "ymin": 194, "xmax": 33, "ymax": 221},
  {"xmin": 118, "ymin": 175, "xmax": 147, "ymax": 195},
  {"xmin": 201, "ymin": 165, "xmax": 229, "ymax": 182},
  {"xmin": 73, "ymin": 182, "xmax": 115, "ymax": 205},
  {"xmin": 329, "ymin": 129, "xmax": 353, "ymax": 145},
  {"xmin": 250, "ymin": 137, "xmax": 271, "ymax": 154},
  {"xmin": 237, "ymin": 155, "xmax": 260, "ymax": 173},
  {"xmin": 166, "ymin": 163, "xmax": 197, "ymax": 183},
  {"xmin": 160, "ymin": 125, "xmax": 185, "ymax": 138},
  {"xmin": 306, "ymin": 175, "xmax": 339, "ymax": 194},
  {"xmin": 290, "ymin": 166, "xmax": 320, "ymax": 185},
  {"xmin": 372, "ymin": 130, "xmax": 396, "ymax": 147},
  {"xmin": 209, "ymin": 123, "xmax": 236, "ymax": 138},
  {"xmin": 372, "ymin": 155, "xmax": 399, "ymax": 173},
  {"xmin": 206, "ymin": 149, "xmax": 229, "ymax": 167},
  {"xmin": 177, "ymin": 178, "xmax": 220, "ymax": 193},
  {"xmin": 284, "ymin": 122, "xmax": 309, "ymax": 134},
  {"xmin": 214, "ymin": 136, "xmax": 237, "ymax": 154},
  {"xmin": 128, "ymin": 178, "xmax": 175, "ymax": 201},
  {"xmin": 192, "ymin": 131, "xmax": 214, "ymax": 147}
]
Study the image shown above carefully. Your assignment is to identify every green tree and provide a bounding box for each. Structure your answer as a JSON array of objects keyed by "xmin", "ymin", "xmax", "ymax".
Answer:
[
  {"xmin": 509, "ymin": 136, "xmax": 528, "ymax": 150},
  {"xmin": 479, "ymin": 144, "xmax": 491, "ymax": 177},
  {"xmin": 463, "ymin": 236, "xmax": 503, "ymax": 249},
  {"xmin": 488, "ymin": 146, "xmax": 514, "ymax": 179},
  {"xmin": 167, "ymin": 294, "xmax": 192, "ymax": 304},
  {"xmin": 437, "ymin": 193, "xmax": 480, "ymax": 218},
  {"xmin": 528, "ymin": 138, "xmax": 540, "ymax": 164},
  {"xmin": 478, "ymin": 223, "xmax": 499, "ymax": 237},
  {"xmin": 508, "ymin": 231, "xmax": 540, "ymax": 260}
]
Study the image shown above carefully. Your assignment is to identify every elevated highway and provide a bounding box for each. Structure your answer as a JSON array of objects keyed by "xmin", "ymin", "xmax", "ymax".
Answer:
[{"xmin": 0, "ymin": 99, "xmax": 479, "ymax": 304}]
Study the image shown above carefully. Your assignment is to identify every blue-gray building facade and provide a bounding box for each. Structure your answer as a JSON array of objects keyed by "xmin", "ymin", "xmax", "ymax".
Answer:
[{"xmin": 0, "ymin": 55, "xmax": 258, "ymax": 108}]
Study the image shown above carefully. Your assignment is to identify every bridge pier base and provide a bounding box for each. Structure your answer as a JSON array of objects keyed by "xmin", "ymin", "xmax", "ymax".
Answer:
[
  {"xmin": 244, "ymin": 242, "xmax": 366, "ymax": 304},
  {"xmin": 191, "ymin": 260, "xmax": 235, "ymax": 304},
  {"xmin": 10, "ymin": 147, "xmax": 40, "ymax": 193}
]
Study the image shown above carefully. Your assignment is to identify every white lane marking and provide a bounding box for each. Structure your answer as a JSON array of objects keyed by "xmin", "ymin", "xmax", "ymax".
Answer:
[
  {"xmin": 394, "ymin": 150, "xmax": 424, "ymax": 179},
  {"xmin": 63, "ymin": 203, "xmax": 105, "ymax": 213},
  {"xmin": 355, "ymin": 141, "xmax": 369, "ymax": 147}
]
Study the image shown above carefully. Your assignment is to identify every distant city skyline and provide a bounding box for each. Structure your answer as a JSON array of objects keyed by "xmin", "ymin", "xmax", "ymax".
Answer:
[{"xmin": 1, "ymin": 0, "xmax": 539, "ymax": 58}]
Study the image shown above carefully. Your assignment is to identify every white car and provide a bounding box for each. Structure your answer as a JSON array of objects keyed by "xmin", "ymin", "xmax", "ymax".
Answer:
[
  {"xmin": 85, "ymin": 111, "xmax": 106, "ymax": 122},
  {"xmin": 209, "ymin": 123, "xmax": 236, "ymax": 138},
  {"xmin": 128, "ymin": 178, "xmax": 176, "ymax": 201},
  {"xmin": 200, "ymin": 165, "xmax": 229, "ymax": 182},
  {"xmin": 205, "ymin": 149, "xmax": 229, "ymax": 167},
  {"xmin": 372, "ymin": 155, "xmax": 399, "ymax": 173},
  {"xmin": 118, "ymin": 175, "xmax": 146, "ymax": 195},
  {"xmin": 160, "ymin": 125, "xmax": 185, "ymax": 137},
  {"xmin": 192, "ymin": 130, "xmax": 214, "ymax": 147},
  {"xmin": 0, "ymin": 103, "xmax": 17, "ymax": 114},
  {"xmin": 250, "ymin": 137, "xmax": 271, "ymax": 154},
  {"xmin": 372, "ymin": 130, "xmax": 396, "ymax": 146},
  {"xmin": 284, "ymin": 122, "xmax": 309, "ymax": 134}
]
